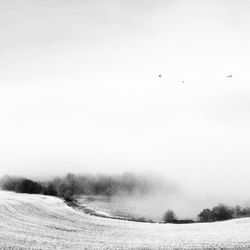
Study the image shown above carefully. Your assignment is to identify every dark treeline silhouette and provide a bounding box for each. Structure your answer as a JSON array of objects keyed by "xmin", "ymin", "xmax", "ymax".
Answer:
[
  {"xmin": 162, "ymin": 204, "xmax": 250, "ymax": 224},
  {"xmin": 0, "ymin": 172, "xmax": 166, "ymax": 202},
  {"xmin": 0, "ymin": 176, "xmax": 43, "ymax": 194},
  {"xmin": 198, "ymin": 204, "xmax": 250, "ymax": 222}
]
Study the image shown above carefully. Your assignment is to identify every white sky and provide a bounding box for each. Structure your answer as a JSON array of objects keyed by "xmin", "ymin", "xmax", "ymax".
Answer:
[{"xmin": 1, "ymin": 0, "xmax": 250, "ymax": 197}]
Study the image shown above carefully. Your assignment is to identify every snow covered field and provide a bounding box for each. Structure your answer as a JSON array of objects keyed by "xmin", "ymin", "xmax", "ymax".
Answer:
[{"xmin": 1, "ymin": 191, "xmax": 250, "ymax": 249}]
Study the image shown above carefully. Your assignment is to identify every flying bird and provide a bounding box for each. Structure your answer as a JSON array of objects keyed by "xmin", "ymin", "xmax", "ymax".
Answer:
[
  {"xmin": 227, "ymin": 75, "xmax": 233, "ymax": 78},
  {"xmin": 158, "ymin": 74, "xmax": 162, "ymax": 78}
]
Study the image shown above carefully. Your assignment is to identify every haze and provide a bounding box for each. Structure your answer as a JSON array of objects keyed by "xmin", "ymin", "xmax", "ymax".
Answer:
[{"xmin": 1, "ymin": 0, "xmax": 250, "ymax": 202}]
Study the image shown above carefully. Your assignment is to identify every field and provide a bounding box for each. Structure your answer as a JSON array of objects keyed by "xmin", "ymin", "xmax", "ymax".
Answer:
[{"xmin": 1, "ymin": 191, "xmax": 250, "ymax": 249}]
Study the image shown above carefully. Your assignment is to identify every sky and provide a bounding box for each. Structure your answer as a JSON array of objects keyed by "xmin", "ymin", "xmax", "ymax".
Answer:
[{"xmin": 1, "ymin": 0, "xmax": 250, "ymax": 199}]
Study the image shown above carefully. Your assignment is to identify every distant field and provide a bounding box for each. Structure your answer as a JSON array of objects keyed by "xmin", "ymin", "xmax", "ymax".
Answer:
[{"xmin": 1, "ymin": 191, "xmax": 250, "ymax": 249}]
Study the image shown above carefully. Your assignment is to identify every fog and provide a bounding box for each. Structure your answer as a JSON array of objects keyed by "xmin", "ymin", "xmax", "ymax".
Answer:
[
  {"xmin": 110, "ymin": 185, "xmax": 250, "ymax": 220},
  {"xmin": 1, "ymin": 0, "xmax": 250, "ymax": 217},
  {"xmin": 107, "ymin": 172, "xmax": 250, "ymax": 220},
  {"xmin": 2, "ymin": 171, "xmax": 249, "ymax": 220}
]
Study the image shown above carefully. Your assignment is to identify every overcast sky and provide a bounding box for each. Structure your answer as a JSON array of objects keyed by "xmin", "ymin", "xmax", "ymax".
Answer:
[{"xmin": 1, "ymin": 0, "xmax": 250, "ymax": 197}]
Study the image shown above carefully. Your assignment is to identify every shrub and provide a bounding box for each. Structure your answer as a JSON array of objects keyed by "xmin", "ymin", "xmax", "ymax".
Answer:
[
  {"xmin": 211, "ymin": 204, "xmax": 234, "ymax": 221},
  {"xmin": 198, "ymin": 208, "xmax": 214, "ymax": 222},
  {"xmin": 198, "ymin": 204, "xmax": 234, "ymax": 222},
  {"xmin": 163, "ymin": 210, "xmax": 177, "ymax": 223},
  {"xmin": 15, "ymin": 179, "xmax": 42, "ymax": 194},
  {"xmin": 43, "ymin": 182, "xmax": 58, "ymax": 196},
  {"xmin": 0, "ymin": 175, "xmax": 20, "ymax": 191},
  {"xmin": 0, "ymin": 176, "xmax": 42, "ymax": 194},
  {"xmin": 233, "ymin": 205, "xmax": 250, "ymax": 218}
]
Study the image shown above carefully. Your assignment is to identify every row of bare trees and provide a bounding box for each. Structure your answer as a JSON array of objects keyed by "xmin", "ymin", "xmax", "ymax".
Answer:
[
  {"xmin": 0, "ymin": 173, "xmax": 159, "ymax": 202},
  {"xmin": 163, "ymin": 204, "xmax": 250, "ymax": 224}
]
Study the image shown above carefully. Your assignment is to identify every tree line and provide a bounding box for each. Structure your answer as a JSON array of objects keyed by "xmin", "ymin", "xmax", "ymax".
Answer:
[
  {"xmin": 0, "ymin": 173, "xmax": 160, "ymax": 202},
  {"xmin": 163, "ymin": 204, "xmax": 250, "ymax": 224},
  {"xmin": 1, "ymin": 174, "xmax": 250, "ymax": 223}
]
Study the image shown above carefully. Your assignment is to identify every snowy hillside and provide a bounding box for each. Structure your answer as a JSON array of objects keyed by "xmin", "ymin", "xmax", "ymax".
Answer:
[{"xmin": 0, "ymin": 191, "xmax": 250, "ymax": 249}]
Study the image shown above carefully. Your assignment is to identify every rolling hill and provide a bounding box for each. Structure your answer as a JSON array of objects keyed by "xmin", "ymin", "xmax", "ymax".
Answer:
[{"xmin": 0, "ymin": 191, "xmax": 250, "ymax": 249}]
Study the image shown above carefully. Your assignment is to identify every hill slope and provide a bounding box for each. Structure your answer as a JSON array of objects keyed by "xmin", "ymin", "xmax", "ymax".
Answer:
[{"xmin": 0, "ymin": 191, "xmax": 250, "ymax": 249}]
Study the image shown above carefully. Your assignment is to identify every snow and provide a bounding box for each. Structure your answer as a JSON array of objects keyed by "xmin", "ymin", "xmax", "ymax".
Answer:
[{"xmin": 0, "ymin": 191, "xmax": 250, "ymax": 249}]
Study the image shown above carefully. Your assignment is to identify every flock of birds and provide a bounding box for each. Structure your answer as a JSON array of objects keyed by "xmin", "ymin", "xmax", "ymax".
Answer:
[
  {"xmin": 158, "ymin": 74, "xmax": 233, "ymax": 82},
  {"xmin": 106, "ymin": 74, "xmax": 233, "ymax": 93}
]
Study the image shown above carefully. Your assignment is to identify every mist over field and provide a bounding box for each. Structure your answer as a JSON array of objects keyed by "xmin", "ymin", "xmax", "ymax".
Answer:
[
  {"xmin": 2, "ymin": 171, "xmax": 250, "ymax": 220},
  {"xmin": 93, "ymin": 173, "xmax": 250, "ymax": 219}
]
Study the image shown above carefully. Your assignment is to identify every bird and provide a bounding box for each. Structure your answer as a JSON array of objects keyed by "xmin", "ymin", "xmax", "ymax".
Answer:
[
  {"xmin": 158, "ymin": 74, "xmax": 162, "ymax": 78},
  {"xmin": 227, "ymin": 75, "xmax": 233, "ymax": 78}
]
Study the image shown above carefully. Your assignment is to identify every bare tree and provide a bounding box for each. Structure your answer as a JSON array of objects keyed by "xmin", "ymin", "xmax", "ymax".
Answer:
[{"xmin": 163, "ymin": 210, "xmax": 177, "ymax": 223}]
